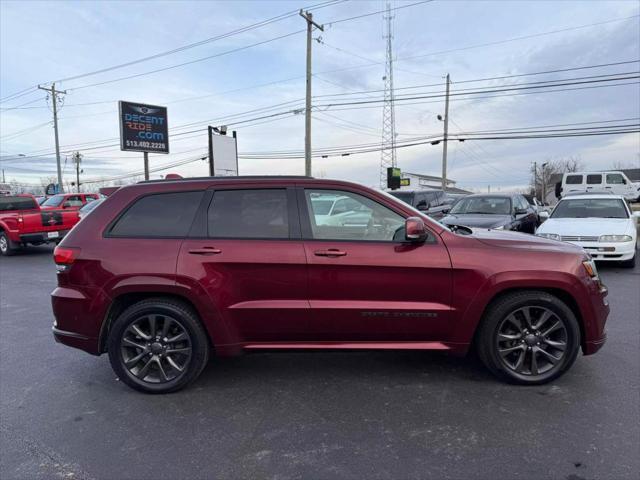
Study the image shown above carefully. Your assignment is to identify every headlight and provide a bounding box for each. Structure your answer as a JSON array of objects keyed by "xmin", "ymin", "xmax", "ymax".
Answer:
[
  {"xmin": 582, "ymin": 259, "xmax": 599, "ymax": 279},
  {"xmin": 599, "ymin": 235, "xmax": 633, "ymax": 242},
  {"xmin": 536, "ymin": 233, "xmax": 560, "ymax": 240},
  {"xmin": 493, "ymin": 225, "xmax": 505, "ymax": 230}
]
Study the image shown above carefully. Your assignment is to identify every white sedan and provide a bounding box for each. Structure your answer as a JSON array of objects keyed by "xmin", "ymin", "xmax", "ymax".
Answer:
[{"xmin": 536, "ymin": 194, "xmax": 638, "ymax": 268}]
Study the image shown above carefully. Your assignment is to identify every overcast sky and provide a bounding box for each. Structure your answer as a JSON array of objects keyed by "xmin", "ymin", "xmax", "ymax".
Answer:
[{"xmin": 1, "ymin": 0, "xmax": 639, "ymax": 191}]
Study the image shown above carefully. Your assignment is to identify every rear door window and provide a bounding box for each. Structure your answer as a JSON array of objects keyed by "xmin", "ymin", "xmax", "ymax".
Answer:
[
  {"xmin": 565, "ymin": 175, "xmax": 583, "ymax": 185},
  {"xmin": 109, "ymin": 191, "xmax": 204, "ymax": 237},
  {"xmin": 586, "ymin": 174, "xmax": 602, "ymax": 185},
  {"xmin": 207, "ymin": 189, "xmax": 289, "ymax": 239}
]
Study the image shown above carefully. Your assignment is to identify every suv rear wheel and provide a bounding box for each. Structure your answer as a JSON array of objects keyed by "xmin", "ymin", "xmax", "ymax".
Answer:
[
  {"xmin": 477, "ymin": 291, "xmax": 580, "ymax": 384},
  {"xmin": 107, "ymin": 298, "xmax": 209, "ymax": 393}
]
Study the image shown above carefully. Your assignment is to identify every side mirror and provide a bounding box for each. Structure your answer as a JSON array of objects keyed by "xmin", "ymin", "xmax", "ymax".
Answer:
[
  {"xmin": 62, "ymin": 202, "xmax": 72, "ymax": 208},
  {"xmin": 416, "ymin": 201, "xmax": 428, "ymax": 211},
  {"xmin": 514, "ymin": 207, "xmax": 527, "ymax": 215},
  {"xmin": 405, "ymin": 216, "xmax": 428, "ymax": 243},
  {"xmin": 539, "ymin": 211, "xmax": 550, "ymax": 220},
  {"xmin": 442, "ymin": 207, "xmax": 450, "ymax": 214}
]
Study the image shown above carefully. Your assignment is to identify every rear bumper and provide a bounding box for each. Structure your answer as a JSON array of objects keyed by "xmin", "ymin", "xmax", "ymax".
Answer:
[
  {"xmin": 52, "ymin": 326, "xmax": 99, "ymax": 355},
  {"xmin": 51, "ymin": 286, "xmax": 106, "ymax": 355},
  {"xmin": 20, "ymin": 229, "xmax": 70, "ymax": 244}
]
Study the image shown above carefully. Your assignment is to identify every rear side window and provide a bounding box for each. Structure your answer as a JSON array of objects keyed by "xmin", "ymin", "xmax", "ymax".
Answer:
[
  {"xmin": 586, "ymin": 174, "xmax": 602, "ymax": 185},
  {"xmin": 208, "ymin": 189, "xmax": 289, "ymax": 239},
  {"xmin": 606, "ymin": 173, "xmax": 624, "ymax": 185},
  {"xmin": 565, "ymin": 175, "xmax": 582, "ymax": 185},
  {"xmin": 109, "ymin": 191, "xmax": 204, "ymax": 237},
  {"xmin": 0, "ymin": 196, "xmax": 38, "ymax": 211}
]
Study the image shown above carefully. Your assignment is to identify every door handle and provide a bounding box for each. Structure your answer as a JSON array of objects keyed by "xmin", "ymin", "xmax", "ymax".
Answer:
[
  {"xmin": 314, "ymin": 249, "xmax": 347, "ymax": 257},
  {"xmin": 188, "ymin": 247, "xmax": 221, "ymax": 255}
]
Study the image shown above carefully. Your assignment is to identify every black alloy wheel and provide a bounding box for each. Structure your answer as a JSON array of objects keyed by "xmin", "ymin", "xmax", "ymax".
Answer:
[
  {"xmin": 477, "ymin": 291, "xmax": 580, "ymax": 384},
  {"xmin": 108, "ymin": 298, "xmax": 209, "ymax": 393}
]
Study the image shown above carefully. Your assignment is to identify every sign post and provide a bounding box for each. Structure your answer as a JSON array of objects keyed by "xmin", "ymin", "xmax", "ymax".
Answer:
[{"xmin": 119, "ymin": 101, "xmax": 169, "ymax": 180}]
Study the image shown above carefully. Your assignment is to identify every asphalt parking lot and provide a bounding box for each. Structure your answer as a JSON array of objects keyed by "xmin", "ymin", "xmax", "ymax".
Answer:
[{"xmin": 1, "ymin": 245, "xmax": 638, "ymax": 480}]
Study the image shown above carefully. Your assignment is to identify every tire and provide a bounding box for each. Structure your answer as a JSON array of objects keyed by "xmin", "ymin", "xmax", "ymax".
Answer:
[
  {"xmin": 0, "ymin": 231, "xmax": 17, "ymax": 256},
  {"xmin": 107, "ymin": 298, "xmax": 210, "ymax": 394},
  {"xmin": 620, "ymin": 253, "xmax": 636, "ymax": 269},
  {"xmin": 476, "ymin": 291, "xmax": 581, "ymax": 385}
]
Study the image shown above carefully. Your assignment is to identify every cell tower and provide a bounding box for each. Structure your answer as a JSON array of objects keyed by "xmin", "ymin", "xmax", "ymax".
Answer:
[{"xmin": 380, "ymin": 2, "xmax": 396, "ymax": 189}]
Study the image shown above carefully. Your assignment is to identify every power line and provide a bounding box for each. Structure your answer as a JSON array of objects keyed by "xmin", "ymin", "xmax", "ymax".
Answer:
[{"xmin": 0, "ymin": 0, "xmax": 345, "ymax": 103}]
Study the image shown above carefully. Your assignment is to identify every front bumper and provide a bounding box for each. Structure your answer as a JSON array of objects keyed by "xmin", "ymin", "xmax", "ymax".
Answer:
[{"xmin": 567, "ymin": 240, "xmax": 636, "ymax": 261}]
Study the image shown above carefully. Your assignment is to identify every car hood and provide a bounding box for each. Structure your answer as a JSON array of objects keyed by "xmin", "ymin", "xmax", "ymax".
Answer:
[
  {"xmin": 441, "ymin": 213, "xmax": 512, "ymax": 228},
  {"xmin": 537, "ymin": 217, "xmax": 634, "ymax": 236},
  {"xmin": 469, "ymin": 228, "xmax": 585, "ymax": 254}
]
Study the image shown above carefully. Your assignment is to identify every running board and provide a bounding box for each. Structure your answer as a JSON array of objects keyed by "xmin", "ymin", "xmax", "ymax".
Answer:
[{"xmin": 242, "ymin": 341, "xmax": 450, "ymax": 351}]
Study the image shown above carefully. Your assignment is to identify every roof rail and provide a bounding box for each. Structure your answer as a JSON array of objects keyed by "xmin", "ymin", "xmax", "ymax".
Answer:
[{"xmin": 137, "ymin": 175, "xmax": 314, "ymax": 184}]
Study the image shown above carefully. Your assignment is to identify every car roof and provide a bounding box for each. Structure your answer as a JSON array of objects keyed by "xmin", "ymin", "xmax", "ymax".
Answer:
[
  {"xmin": 462, "ymin": 193, "xmax": 516, "ymax": 198},
  {"xmin": 559, "ymin": 193, "xmax": 625, "ymax": 200},
  {"xmin": 126, "ymin": 176, "xmax": 379, "ymax": 192}
]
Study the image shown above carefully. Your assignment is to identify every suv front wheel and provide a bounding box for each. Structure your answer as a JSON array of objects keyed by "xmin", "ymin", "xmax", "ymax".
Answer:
[
  {"xmin": 477, "ymin": 291, "xmax": 581, "ymax": 384},
  {"xmin": 107, "ymin": 298, "xmax": 210, "ymax": 393}
]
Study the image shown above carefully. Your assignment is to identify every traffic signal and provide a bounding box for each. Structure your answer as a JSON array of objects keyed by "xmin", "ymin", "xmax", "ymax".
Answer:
[{"xmin": 387, "ymin": 167, "xmax": 401, "ymax": 190}]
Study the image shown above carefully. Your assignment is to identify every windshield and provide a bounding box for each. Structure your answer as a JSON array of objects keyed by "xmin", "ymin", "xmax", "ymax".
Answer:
[
  {"xmin": 449, "ymin": 196, "xmax": 512, "ymax": 215},
  {"xmin": 389, "ymin": 192, "xmax": 414, "ymax": 204},
  {"xmin": 551, "ymin": 198, "xmax": 629, "ymax": 219},
  {"xmin": 42, "ymin": 194, "xmax": 64, "ymax": 207},
  {"xmin": 80, "ymin": 199, "xmax": 102, "ymax": 213}
]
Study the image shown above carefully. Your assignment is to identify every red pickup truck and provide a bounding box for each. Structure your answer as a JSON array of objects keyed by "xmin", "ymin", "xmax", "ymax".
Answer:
[{"xmin": 0, "ymin": 194, "xmax": 79, "ymax": 256}]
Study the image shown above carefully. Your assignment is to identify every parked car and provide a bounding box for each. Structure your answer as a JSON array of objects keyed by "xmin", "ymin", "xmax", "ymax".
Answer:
[
  {"xmin": 40, "ymin": 193, "xmax": 100, "ymax": 210},
  {"xmin": 0, "ymin": 183, "xmax": 12, "ymax": 196},
  {"xmin": 0, "ymin": 194, "xmax": 79, "ymax": 256},
  {"xmin": 52, "ymin": 176, "xmax": 609, "ymax": 393},
  {"xmin": 536, "ymin": 194, "xmax": 638, "ymax": 268},
  {"xmin": 557, "ymin": 171, "xmax": 640, "ymax": 202},
  {"xmin": 523, "ymin": 194, "xmax": 550, "ymax": 225},
  {"xmin": 78, "ymin": 197, "xmax": 105, "ymax": 220},
  {"xmin": 441, "ymin": 193, "xmax": 538, "ymax": 233},
  {"xmin": 389, "ymin": 189, "xmax": 450, "ymax": 219}
]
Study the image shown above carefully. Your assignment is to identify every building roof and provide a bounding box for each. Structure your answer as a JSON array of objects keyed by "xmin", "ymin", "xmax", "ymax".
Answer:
[{"xmin": 403, "ymin": 172, "xmax": 457, "ymax": 185}]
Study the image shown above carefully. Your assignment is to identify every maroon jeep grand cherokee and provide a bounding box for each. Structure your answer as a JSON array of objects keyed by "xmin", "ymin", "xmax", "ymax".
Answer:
[{"xmin": 51, "ymin": 177, "xmax": 609, "ymax": 393}]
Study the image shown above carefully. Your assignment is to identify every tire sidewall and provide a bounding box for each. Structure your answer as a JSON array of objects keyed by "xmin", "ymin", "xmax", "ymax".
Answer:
[
  {"xmin": 482, "ymin": 293, "xmax": 581, "ymax": 384},
  {"xmin": 107, "ymin": 301, "xmax": 208, "ymax": 394},
  {"xmin": 0, "ymin": 232, "xmax": 15, "ymax": 256}
]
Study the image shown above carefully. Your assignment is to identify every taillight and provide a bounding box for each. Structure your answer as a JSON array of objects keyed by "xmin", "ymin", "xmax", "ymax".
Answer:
[{"xmin": 54, "ymin": 246, "xmax": 80, "ymax": 272}]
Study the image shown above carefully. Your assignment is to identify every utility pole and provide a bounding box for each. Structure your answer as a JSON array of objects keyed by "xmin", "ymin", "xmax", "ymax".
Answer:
[
  {"xmin": 300, "ymin": 9, "xmax": 323, "ymax": 177},
  {"xmin": 541, "ymin": 162, "xmax": 549, "ymax": 203},
  {"xmin": 37, "ymin": 83, "xmax": 66, "ymax": 193},
  {"xmin": 208, "ymin": 126, "xmax": 215, "ymax": 176},
  {"xmin": 533, "ymin": 161, "xmax": 538, "ymax": 200},
  {"xmin": 72, "ymin": 152, "xmax": 82, "ymax": 193},
  {"xmin": 441, "ymin": 73, "xmax": 451, "ymax": 191}
]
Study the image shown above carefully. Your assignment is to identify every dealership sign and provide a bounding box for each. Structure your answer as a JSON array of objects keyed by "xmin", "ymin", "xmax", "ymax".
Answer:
[{"xmin": 118, "ymin": 101, "xmax": 169, "ymax": 154}]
